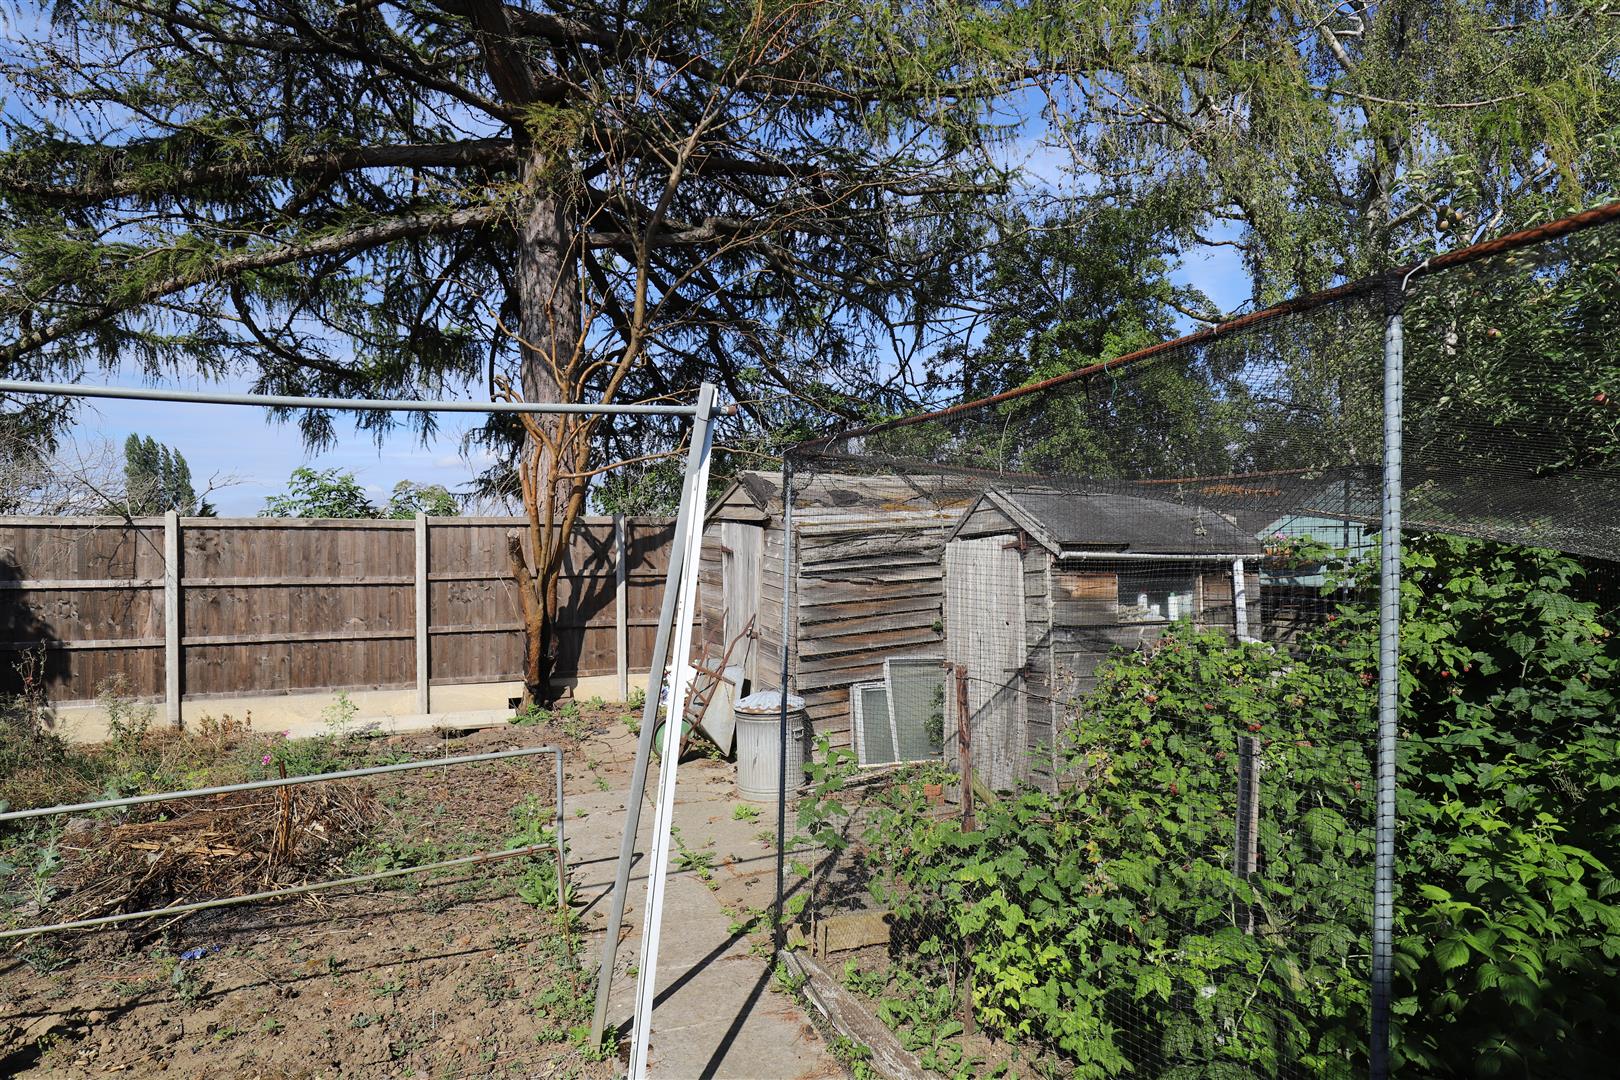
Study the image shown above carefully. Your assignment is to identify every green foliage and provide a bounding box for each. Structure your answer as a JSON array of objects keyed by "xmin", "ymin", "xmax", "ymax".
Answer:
[
  {"xmin": 383, "ymin": 480, "xmax": 459, "ymax": 519},
  {"xmin": 122, "ymin": 433, "xmax": 197, "ymax": 515},
  {"xmin": 506, "ymin": 795, "xmax": 567, "ymax": 908},
  {"xmin": 852, "ymin": 535, "xmax": 1620, "ymax": 1077},
  {"xmin": 261, "ymin": 467, "xmax": 376, "ymax": 519}
]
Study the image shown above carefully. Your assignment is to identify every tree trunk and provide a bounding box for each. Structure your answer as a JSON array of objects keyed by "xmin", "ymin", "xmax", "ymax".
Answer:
[{"xmin": 513, "ymin": 152, "xmax": 582, "ymax": 708}]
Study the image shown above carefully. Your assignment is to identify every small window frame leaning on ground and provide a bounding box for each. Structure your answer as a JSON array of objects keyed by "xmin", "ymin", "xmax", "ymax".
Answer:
[{"xmin": 852, "ymin": 656, "xmax": 946, "ymax": 767}]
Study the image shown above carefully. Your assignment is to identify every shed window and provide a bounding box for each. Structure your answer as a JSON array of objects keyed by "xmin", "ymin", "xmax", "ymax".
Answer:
[
  {"xmin": 1117, "ymin": 570, "xmax": 1196, "ymax": 622},
  {"xmin": 852, "ymin": 659, "xmax": 946, "ymax": 767}
]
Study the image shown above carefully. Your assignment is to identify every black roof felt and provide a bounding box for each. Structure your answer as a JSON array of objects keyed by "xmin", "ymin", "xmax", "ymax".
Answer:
[{"xmin": 988, "ymin": 489, "xmax": 1265, "ymax": 555}]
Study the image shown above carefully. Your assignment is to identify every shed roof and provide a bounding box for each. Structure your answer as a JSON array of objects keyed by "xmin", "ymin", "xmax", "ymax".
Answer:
[
  {"xmin": 707, "ymin": 470, "xmax": 977, "ymax": 524},
  {"xmin": 952, "ymin": 488, "xmax": 1264, "ymax": 557}
]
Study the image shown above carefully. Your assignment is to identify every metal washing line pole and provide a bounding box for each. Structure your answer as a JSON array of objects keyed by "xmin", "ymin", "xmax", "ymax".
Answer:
[{"xmin": 0, "ymin": 379, "xmax": 698, "ymax": 416}]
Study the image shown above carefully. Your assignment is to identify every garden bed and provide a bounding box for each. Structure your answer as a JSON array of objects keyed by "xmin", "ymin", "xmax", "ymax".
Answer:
[{"xmin": 0, "ymin": 696, "xmax": 642, "ymax": 1078}]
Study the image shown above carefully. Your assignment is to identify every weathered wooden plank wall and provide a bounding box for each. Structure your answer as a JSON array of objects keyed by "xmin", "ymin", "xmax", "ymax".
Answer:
[
  {"xmin": 790, "ymin": 516, "xmax": 953, "ymax": 745},
  {"xmin": 0, "ymin": 515, "xmax": 674, "ymax": 704}
]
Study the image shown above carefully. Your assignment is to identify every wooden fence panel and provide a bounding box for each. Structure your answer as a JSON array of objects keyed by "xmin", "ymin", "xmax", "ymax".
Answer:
[{"xmin": 0, "ymin": 515, "xmax": 677, "ymax": 706}]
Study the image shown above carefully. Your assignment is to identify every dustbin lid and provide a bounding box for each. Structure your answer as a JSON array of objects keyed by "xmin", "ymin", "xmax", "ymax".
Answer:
[{"xmin": 734, "ymin": 690, "xmax": 804, "ymax": 714}]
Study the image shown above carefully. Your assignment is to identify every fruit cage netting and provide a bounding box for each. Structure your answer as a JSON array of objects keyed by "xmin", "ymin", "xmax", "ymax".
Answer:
[{"xmin": 770, "ymin": 204, "xmax": 1620, "ymax": 1079}]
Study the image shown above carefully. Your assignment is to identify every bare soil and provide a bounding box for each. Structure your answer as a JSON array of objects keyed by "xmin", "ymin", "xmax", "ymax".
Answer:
[{"xmin": 0, "ymin": 717, "xmax": 628, "ymax": 1079}]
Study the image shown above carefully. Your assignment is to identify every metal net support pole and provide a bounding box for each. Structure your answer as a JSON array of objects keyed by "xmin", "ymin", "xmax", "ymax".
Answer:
[
  {"xmin": 625, "ymin": 388, "xmax": 715, "ymax": 1080},
  {"xmin": 589, "ymin": 384, "xmax": 717, "ymax": 1051},
  {"xmin": 1370, "ymin": 291, "xmax": 1404, "ymax": 1079},
  {"xmin": 772, "ymin": 456, "xmax": 796, "ymax": 956}
]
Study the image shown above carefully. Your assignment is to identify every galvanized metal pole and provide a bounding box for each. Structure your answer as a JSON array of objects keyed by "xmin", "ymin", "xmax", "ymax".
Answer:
[
  {"xmin": 627, "ymin": 406, "xmax": 713, "ymax": 1080},
  {"xmin": 1370, "ymin": 295, "xmax": 1404, "ymax": 1080},
  {"xmin": 772, "ymin": 456, "xmax": 796, "ymax": 956},
  {"xmin": 0, "ymin": 379, "xmax": 698, "ymax": 416},
  {"xmin": 590, "ymin": 384, "xmax": 717, "ymax": 1050},
  {"xmin": 1230, "ymin": 557, "xmax": 1251, "ymax": 642}
]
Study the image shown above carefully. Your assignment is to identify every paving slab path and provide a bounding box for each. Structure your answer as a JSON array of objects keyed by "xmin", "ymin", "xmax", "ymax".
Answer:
[{"xmin": 565, "ymin": 728, "xmax": 842, "ymax": 1080}]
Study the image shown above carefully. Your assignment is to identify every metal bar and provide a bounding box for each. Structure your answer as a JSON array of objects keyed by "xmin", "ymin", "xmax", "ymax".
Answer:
[
  {"xmin": 772, "ymin": 457, "xmax": 796, "ymax": 956},
  {"xmin": 628, "ymin": 405, "xmax": 713, "ymax": 1080},
  {"xmin": 1231, "ymin": 558, "xmax": 1251, "ymax": 642},
  {"xmin": 164, "ymin": 511, "xmax": 182, "ymax": 728},
  {"xmin": 0, "ymin": 379, "xmax": 697, "ymax": 416},
  {"xmin": 1370, "ymin": 301, "xmax": 1404, "ymax": 1080},
  {"xmin": 0, "ymin": 745, "xmax": 561, "ymax": 823},
  {"xmin": 0, "ymin": 840, "xmax": 556, "ymax": 940},
  {"xmin": 590, "ymin": 384, "xmax": 716, "ymax": 1049},
  {"xmin": 555, "ymin": 749, "xmax": 568, "ymax": 911},
  {"xmin": 794, "ymin": 196, "xmax": 1620, "ymax": 454},
  {"xmin": 1057, "ymin": 550, "xmax": 1256, "ymax": 562}
]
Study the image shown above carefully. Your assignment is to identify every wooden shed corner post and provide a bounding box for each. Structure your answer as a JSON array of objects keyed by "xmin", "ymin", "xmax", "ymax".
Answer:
[
  {"xmin": 952, "ymin": 661, "xmax": 977, "ymax": 1035},
  {"xmin": 164, "ymin": 510, "xmax": 182, "ymax": 729}
]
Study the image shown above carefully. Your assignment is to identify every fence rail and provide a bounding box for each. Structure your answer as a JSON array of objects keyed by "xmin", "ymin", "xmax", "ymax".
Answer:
[{"xmin": 0, "ymin": 514, "xmax": 677, "ymax": 713}]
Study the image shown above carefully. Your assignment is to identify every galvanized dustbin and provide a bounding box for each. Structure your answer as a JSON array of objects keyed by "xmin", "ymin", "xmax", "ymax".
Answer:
[{"xmin": 733, "ymin": 691, "xmax": 806, "ymax": 803}]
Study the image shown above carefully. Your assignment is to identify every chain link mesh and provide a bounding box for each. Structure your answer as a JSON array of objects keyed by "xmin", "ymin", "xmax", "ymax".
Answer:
[{"xmin": 764, "ymin": 212, "xmax": 1620, "ymax": 1077}]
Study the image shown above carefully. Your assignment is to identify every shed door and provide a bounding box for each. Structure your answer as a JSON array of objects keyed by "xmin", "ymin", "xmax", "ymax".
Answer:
[
  {"xmin": 944, "ymin": 536, "xmax": 1027, "ymax": 790},
  {"xmin": 721, "ymin": 522, "xmax": 762, "ymax": 685}
]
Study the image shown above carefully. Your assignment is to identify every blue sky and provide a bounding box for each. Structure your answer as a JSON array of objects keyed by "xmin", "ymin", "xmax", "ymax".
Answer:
[{"xmin": 76, "ymin": 368, "xmax": 496, "ymax": 516}]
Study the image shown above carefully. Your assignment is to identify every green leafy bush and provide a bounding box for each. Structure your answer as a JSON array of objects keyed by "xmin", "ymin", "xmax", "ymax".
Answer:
[{"xmin": 854, "ymin": 536, "xmax": 1620, "ymax": 1077}]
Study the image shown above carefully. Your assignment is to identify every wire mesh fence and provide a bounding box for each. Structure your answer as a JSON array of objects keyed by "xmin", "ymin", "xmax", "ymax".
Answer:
[{"xmin": 773, "ymin": 206, "xmax": 1620, "ymax": 1077}]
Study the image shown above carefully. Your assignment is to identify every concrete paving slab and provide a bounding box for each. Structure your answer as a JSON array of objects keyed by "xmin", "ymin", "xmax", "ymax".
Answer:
[{"xmin": 562, "ymin": 728, "xmax": 842, "ymax": 1079}]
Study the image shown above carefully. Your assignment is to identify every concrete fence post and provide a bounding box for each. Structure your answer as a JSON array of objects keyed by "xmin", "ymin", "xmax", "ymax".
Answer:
[
  {"xmin": 164, "ymin": 510, "xmax": 181, "ymax": 728},
  {"xmin": 415, "ymin": 513, "xmax": 430, "ymax": 715},
  {"xmin": 615, "ymin": 514, "xmax": 629, "ymax": 702}
]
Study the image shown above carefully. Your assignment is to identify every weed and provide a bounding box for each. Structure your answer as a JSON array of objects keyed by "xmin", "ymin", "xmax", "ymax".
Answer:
[
  {"xmin": 350, "ymin": 1012, "xmax": 381, "ymax": 1029},
  {"xmin": 101, "ymin": 676, "xmax": 154, "ymax": 755},
  {"xmin": 585, "ymin": 696, "xmax": 606, "ymax": 710},
  {"xmin": 0, "ymin": 827, "xmax": 62, "ymax": 915},
  {"xmin": 732, "ymin": 804, "xmax": 760, "ymax": 822},
  {"xmin": 531, "ymin": 961, "xmax": 596, "ymax": 1045},
  {"xmin": 389, "ymin": 1033, "xmax": 427, "ymax": 1060},
  {"xmin": 370, "ymin": 973, "xmax": 406, "ymax": 998},
  {"xmin": 157, "ymin": 953, "xmax": 209, "ymax": 1004},
  {"xmin": 320, "ymin": 691, "xmax": 359, "ymax": 739},
  {"xmin": 622, "ymin": 712, "xmax": 641, "ymax": 735},
  {"xmin": 627, "ymin": 686, "xmax": 647, "ymax": 710},
  {"xmin": 509, "ymin": 702, "xmax": 551, "ymax": 727},
  {"xmin": 840, "ymin": 960, "xmax": 886, "ymax": 998},
  {"xmin": 772, "ymin": 960, "xmax": 806, "ymax": 994},
  {"xmin": 829, "ymin": 1035, "xmax": 878, "ymax": 1080},
  {"xmin": 18, "ymin": 940, "xmax": 70, "ymax": 974},
  {"xmin": 672, "ymin": 833, "xmax": 716, "ymax": 883}
]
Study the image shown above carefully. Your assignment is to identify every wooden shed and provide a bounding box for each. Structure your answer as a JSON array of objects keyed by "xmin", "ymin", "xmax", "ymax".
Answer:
[
  {"xmin": 944, "ymin": 488, "xmax": 1265, "ymax": 790},
  {"xmin": 698, "ymin": 471, "xmax": 975, "ymax": 750}
]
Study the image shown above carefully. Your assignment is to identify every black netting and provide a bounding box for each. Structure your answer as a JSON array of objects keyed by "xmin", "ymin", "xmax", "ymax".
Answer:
[{"xmin": 766, "ymin": 212, "xmax": 1620, "ymax": 1078}]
